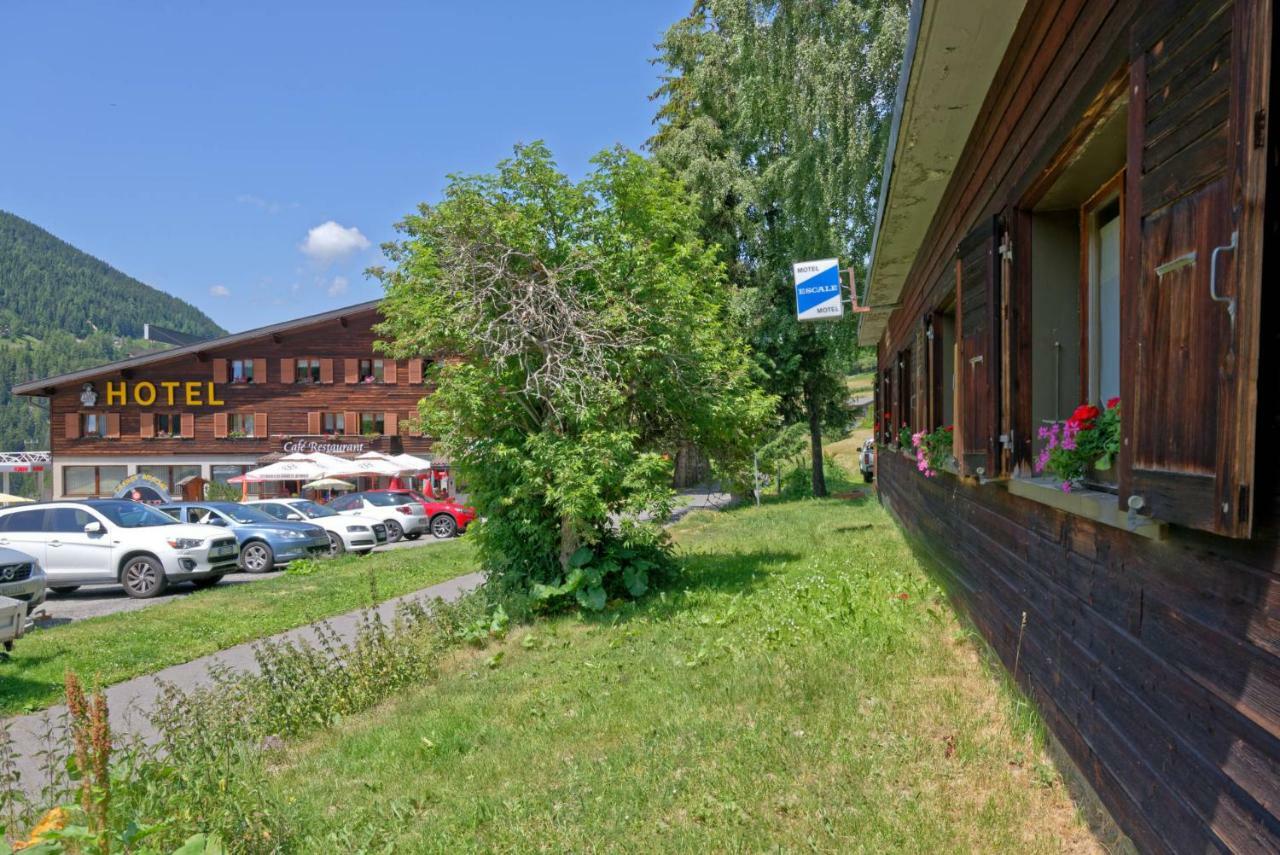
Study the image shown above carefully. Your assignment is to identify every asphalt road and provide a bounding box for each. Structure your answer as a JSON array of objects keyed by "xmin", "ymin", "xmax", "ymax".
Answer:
[{"xmin": 27, "ymin": 533, "xmax": 453, "ymax": 626}]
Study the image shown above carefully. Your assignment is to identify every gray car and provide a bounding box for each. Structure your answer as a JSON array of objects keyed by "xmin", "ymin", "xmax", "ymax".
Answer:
[
  {"xmin": 158, "ymin": 502, "xmax": 331, "ymax": 573},
  {"xmin": 0, "ymin": 545, "xmax": 46, "ymax": 614}
]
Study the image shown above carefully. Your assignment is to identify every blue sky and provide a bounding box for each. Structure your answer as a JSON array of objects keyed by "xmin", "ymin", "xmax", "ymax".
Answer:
[{"xmin": 1, "ymin": 1, "xmax": 688, "ymax": 332}]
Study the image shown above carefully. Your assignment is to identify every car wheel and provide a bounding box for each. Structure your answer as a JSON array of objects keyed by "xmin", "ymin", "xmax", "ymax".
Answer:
[
  {"xmin": 49, "ymin": 586, "xmax": 80, "ymax": 595},
  {"xmin": 191, "ymin": 575, "xmax": 224, "ymax": 589},
  {"xmin": 862, "ymin": 472, "xmax": 873, "ymax": 483},
  {"xmin": 327, "ymin": 531, "xmax": 346, "ymax": 556},
  {"xmin": 357, "ymin": 549, "xmax": 374, "ymax": 556},
  {"xmin": 430, "ymin": 514, "xmax": 458, "ymax": 539},
  {"xmin": 120, "ymin": 556, "xmax": 167, "ymax": 599},
  {"xmin": 384, "ymin": 520, "xmax": 404, "ymax": 543},
  {"xmin": 240, "ymin": 541, "xmax": 275, "ymax": 573}
]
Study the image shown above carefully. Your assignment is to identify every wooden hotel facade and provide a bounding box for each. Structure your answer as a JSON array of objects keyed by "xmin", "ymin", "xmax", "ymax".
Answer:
[
  {"xmin": 14, "ymin": 302, "xmax": 438, "ymax": 499},
  {"xmin": 862, "ymin": 0, "xmax": 1279, "ymax": 850}
]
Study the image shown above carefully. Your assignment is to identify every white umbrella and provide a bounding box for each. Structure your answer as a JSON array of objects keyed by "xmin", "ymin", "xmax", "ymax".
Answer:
[
  {"xmin": 311, "ymin": 451, "xmax": 402, "ymax": 478},
  {"xmin": 389, "ymin": 453, "xmax": 433, "ymax": 472},
  {"xmin": 235, "ymin": 453, "xmax": 339, "ymax": 483},
  {"xmin": 301, "ymin": 478, "xmax": 355, "ymax": 491}
]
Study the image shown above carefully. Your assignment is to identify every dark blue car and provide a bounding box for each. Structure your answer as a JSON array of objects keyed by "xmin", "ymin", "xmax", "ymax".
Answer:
[{"xmin": 158, "ymin": 501, "xmax": 330, "ymax": 573}]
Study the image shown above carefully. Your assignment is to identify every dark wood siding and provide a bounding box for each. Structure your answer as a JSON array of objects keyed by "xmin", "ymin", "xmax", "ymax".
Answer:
[{"xmin": 45, "ymin": 307, "xmax": 434, "ymax": 458}]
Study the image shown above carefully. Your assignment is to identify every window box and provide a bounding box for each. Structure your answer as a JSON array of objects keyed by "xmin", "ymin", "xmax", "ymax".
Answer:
[{"xmin": 1007, "ymin": 476, "xmax": 1166, "ymax": 541}]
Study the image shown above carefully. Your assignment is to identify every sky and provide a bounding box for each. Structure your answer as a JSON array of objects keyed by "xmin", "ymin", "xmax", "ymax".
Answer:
[{"xmin": 0, "ymin": 1, "xmax": 689, "ymax": 333}]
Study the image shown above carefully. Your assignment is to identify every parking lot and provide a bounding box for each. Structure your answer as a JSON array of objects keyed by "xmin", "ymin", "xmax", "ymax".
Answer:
[{"xmin": 27, "ymin": 534, "xmax": 451, "ymax": 626}]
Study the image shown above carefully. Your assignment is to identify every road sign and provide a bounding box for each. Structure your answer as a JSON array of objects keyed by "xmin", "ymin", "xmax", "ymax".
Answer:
[{"xmin": 793, "ymin": 258, "xmax": 843, "ymax": 321}]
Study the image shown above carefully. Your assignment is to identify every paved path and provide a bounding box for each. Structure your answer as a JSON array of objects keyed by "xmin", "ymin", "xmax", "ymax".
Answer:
[
  {"xmin": 4, "ymin": 570, "xmax": 485, "ymax": 797},
  {"xmin": 29, "ymin": 534, "xmax": 449, "ymax": 625}
]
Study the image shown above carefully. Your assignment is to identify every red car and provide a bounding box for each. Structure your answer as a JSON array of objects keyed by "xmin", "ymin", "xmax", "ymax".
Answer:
[{"xmin": 367, "ymin": 489, "xmax": 476, "ymax": 539}]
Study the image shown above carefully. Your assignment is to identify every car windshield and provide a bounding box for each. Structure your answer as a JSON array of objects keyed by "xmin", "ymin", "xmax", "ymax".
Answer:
[
  {"xmin": 292, "ymin": 500, "xmax": 336, "ymax": 518},
  {"xmin": 213, "ymin": 504, "xmax": 278, "ymax": 524},
  {"xmin": 364, "ymin": 493, "xmax": 407, "ymax": 507},
  {"xmin": 93, "ymin": 501, "xmax": 179, "ymax": 528}
]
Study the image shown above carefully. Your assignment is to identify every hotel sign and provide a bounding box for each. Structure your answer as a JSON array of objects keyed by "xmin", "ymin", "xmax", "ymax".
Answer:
[
  {"xmin": 281, "ymin": 437, "xmax": 369, "ymax": 455},
  {"xmin": 793, "ymin": 258, "xmax": 844, "ymax": 321},
  {"xmin": 96, "ymin": 381, "xmax": 225, "ymax": 407}
]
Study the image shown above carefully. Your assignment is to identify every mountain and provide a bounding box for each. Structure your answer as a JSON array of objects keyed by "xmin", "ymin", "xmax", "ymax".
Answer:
[
  {"xmin": 0, "ymin": 210, "xmax": 225, "ymax": 340},
  {"xmin": 0, "ymin": 212, "xmax": 226, "ymax": 491}
]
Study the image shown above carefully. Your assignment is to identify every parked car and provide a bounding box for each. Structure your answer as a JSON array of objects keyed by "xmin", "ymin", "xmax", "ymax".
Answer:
[
  {"xmin": 0, "ymin": 500, "xmax": 237, "ymax": 598},
  {"xmin": 157, "ymin": 502, "xmax": 330, "ymax": 573},
  {"xmin": 365, "ymin": 488, "xmax": 476, "ymax": 539},
  {"xmin": 327, "ymin": 491, "xmax": 431, "ymax": 543},
  {"xmin": 859, "ymin": 438, "xmax": 876, "ymax": 483},
  {"xmin": 247, "ymin": 498, "xmax": 387, "ymax": 556},
  {"xmin": 0, "ymin": 545, "xmax": 46, "ymax": 614}
]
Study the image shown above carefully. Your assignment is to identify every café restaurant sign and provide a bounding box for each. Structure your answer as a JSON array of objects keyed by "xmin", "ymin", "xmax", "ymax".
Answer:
[
  {"xmin": 281, "ymin": 437, "xmax": 369, "ymax": 455},
  {"xmin": 96, "ymin": 381, "xmax": 225, "ymax": 407}
]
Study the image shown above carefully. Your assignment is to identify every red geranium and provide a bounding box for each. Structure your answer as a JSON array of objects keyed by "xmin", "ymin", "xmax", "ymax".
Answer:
[
  {"xmin": 944, "ymin": 425, "xmax": 954, "ymax": 432},
  {"xmin": 1106, "ymin": 397, "xmax": 1121, "ymax": 410},
  {"xmin": 1067, "ymin": 404, "xmax": 1100, "ymax": 430}
]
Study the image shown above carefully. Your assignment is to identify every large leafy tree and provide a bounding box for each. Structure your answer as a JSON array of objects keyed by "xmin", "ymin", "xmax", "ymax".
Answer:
[
  {"xmin": 651, "ymin": 0, "xmax": 907, "ymax": 495},
  {"xmin": 376, "ymin": 143, "xmax": 771, "ymax": 606}
]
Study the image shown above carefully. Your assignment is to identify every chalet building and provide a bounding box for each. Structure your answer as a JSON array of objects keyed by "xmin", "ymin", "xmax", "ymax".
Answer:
[
  {"xmin": 862, "ymin": 0, "xmax": 1278, "ymax": 850},
  {"xmin": 13, "ymin": 302, "xmax": 442, "ymax": 499}
]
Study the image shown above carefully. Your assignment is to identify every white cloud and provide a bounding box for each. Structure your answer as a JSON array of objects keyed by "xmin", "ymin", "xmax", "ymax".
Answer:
[
  {"xmin": 327, "ymin": 275, "xmax": 350, "ymax": 297},
  {"xmin": 209, "ymin": 284, "xmax": 231, "ymax": 298},
  {"xmin": 299, "ymin": 221, "xmax": 370, "ymax": 264}
]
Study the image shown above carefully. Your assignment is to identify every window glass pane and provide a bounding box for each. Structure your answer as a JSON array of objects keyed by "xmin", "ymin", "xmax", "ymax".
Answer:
[
  {"xmin": 2, "ymin": 509, "xmax": 47, "ymax": 532},
  {"xmin": 65, "ymin": 466, "xmax": 96, "ymax": 496},
  {"xmin": 360, "ymin": 413, "xmax": 384, "ymax": 434},
  {"xmin": 48, "ymin": 507, "xmax": 94, "ymax": 533},
  {"xmin": 99, "ymin": 466, "xmax": 127, "ymax": 494},
  {"xmin": 138, "ymin": 465, "xmax": 172, "ymax": 491},
  {"xmin": 373, "ymin": 359, "xmax": 384, "ymax": 382},
  {"xmin": 1096, "ymin": 213, "xmax": 1121, "ymax": 404},
  {"xmin": 172, "ymin": 465, "xmax": 201, "ymax": 489},
  {"xmin": 211, "ymin": 465, "xmax": 246, "ymax": 485}
]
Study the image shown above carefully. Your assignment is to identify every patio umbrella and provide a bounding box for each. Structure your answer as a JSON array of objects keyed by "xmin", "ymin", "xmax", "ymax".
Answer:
[
  {"xmin": 232, "ymin": 453, "xmax": 342, "ymax": 483},
  {"xmin": 301, "ymin": 478, "xmax": 355, "ymax": 491},
  {"xmin": 0, "ymin": 493, "xmax": 33, "ymax": 505}
]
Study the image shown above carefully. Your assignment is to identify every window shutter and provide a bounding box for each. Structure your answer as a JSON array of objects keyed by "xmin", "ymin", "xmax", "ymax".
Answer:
[
  {"xmin": 345, "ymin": 359, "xmax": 358, "ymax": 384},
  {"xmin": 254, "ymin": 358, "xmax": 267, "ymax": 384},
  {"xmin": 213, "ymin": 413, "xmax": 228, "ymax": 439},
  {"xmin": 319, "ymin": 359, "xmax": 334, "ymax": 384},
  {"xmin": 956, "ymin": 215, "xmax": 1002, "ymax": 477},
  {"xmin": 925, "ymin": 312, "xmax": 942, "ymax": 430},
  {"xmin": 255, "ymin": 412, "xmax": 268, "ymax": 438},
  {"xmin": 344, "ymin": 411, "xmax": 359, "ymax": 436},
  {"xmin": 212, "ymin": 359, "xmax": 228, "ymax": 384},
  {"xmin": 181, "ymin": 413, "xmax": 196, "ymax": 439},
  {"xmin": 914, "ymin": 321, "xmax": 927, "ymax": 430},
  {"xmin": 280, "ymin": 358, "xmax": 294, "ymax": 384},
  {"xmin": 105, "ymin": 413, "xmax": 120, "ymax": 439},
  {"xmin": 408, "ymin": 358, "xmax": 423, "ymax": 385},
  {"xmin": 307, "ymin": 412, "xmax": 321, "ymax": 434},
  {"xmin": 384, "ymin": 412, "xmax": 399, "ymax": 436},
  {"xmin": 383, "ymin": 360, "xmax": 398, "ymax": 385},
  {"xmin": 140, "ymin": 413, "xmax": 155, "ymax": 439},
  {"xmin": 65, "ymin": 412, "xmax": 80, "ymax": 440},
  {"xmin": 880, "ymin": 367, "xmax": 893, "ymax": 444},
  {"xmin": 1123, "ymin": 1, "xmax": 1269, "ymax": 537}
]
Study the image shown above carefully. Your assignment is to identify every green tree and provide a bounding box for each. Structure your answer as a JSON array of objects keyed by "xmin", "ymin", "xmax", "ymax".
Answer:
[
  {"xmin": 376, "ymin": 143, "xmax": 772, "ymax": 606},
  {"xmin": 651, "ymin": 0, "xmax": 907, "ymax": 495}
]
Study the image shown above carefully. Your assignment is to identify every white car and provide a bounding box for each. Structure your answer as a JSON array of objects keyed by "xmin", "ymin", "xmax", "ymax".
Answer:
[
  {"xmin": 0, "ymin": 500, "xmax": 239, "ymax": 598},
  {"xmin": 326, "ymin": 491, "xmax": 431, "ymax": 542},
  {"xmin": 247, "ymin": 498, "xmax": 388, "ymax": 556}
]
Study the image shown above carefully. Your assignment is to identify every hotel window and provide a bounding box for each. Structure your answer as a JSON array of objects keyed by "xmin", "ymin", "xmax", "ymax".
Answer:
[
  {"xmin": 154, "ymin": 413, "xmax": 181, "ymax": 438},
  {"xmin": 359, "ymin": 412, "xmax": 384, "ymax": 435},
  {"xmin": 228, "ymin": 413, "xmax": 256, "ymax": 438},
  {"xmin": 295, "ymin": 358, "xmax": 321, "ymax": 384},
  {"xmin": 138, "ymin": 465, "xmax": 201, "ymax": 493},
  {"xmin": 230, "ymin": 359, "xmax": 255, "ymax": 384},
  {"xmin": 81, "ymin": 414, "xmax": 107, "ymax": 438},
  {"xmin": 63, "ymin": 465, "xmax": 127, "ymax": 497},
  {"xmin": 322, "ymin": 413, "xmax": 345, "ymax": 435},
  {"xmin": 358, "ymin": 358, "xmax": 384, "ymax": 384}
]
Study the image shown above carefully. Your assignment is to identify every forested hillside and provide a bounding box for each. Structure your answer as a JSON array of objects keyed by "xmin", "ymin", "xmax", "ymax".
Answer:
[
  {"xmin": 0, "ymin": 212, "xmax": 225, "ymax": 491},
  {"xmin": 0, "ymin": 210, "xmax": 224, "ymax": 340}
]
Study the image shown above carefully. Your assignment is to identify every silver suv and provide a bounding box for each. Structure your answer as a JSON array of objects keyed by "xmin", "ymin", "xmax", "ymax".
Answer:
[
  {"xmin": 0, "ymin": 545, "xmax": 46, "ymax": 613},
  {"xmin": 0, "ymin": 500, "xmax": 239, "ymax": 598}
]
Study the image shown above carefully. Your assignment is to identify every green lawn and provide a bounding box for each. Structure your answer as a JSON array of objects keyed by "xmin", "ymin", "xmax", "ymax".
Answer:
[
  {"xmin": 0, "ymin": 541, "xmax": 474, "ymax": 715},
  {"xmin": 265, "ymin": 499, "xmax": 1097, "ymax": 852}
]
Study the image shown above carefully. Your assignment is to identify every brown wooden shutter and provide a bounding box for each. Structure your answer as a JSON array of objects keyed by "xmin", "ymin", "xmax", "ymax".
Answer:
[
  {"xmin": 255, "ymin": 412, "xmax": 267, "ymax": 438},
  {"xmin": 181, "ymin": 413, "xmax": 196, "ymax": 439},
  {"xmin": 65, "ymin": 412, "xmax": 80, "ymax": 440},
  {"xmin": 407, "ymin": 358, "xmax": 423, "ymax": 385},
  {"xmin": 1122, "ymin": 1, "xmax": 1269, "ymax": 537},
  {"xmin": 105, "ymin": 413, "xmax": 120, "ymax": 439},
  {"xmin": 140, "ymin": 412, "xmax": 155, "ymax": 439},
  {"xmin": 925, "ymin": 313, "xmax": 942, "ymax": 430},
  {"xmin": 383, "ymin": 360, "xmax": 398, "ymax": 385},
  {"xmin": 212, "ymin": 359, "xmax": 228, "ymax": 384},
  {"xmin": 307, "ymin": 412, "xmax": 321, "ymax": 434},
  {"xmin": 319, "ymin": 359, "xmax": 334, "ymax": 384},
  {"xmin": 880, "ymin": 367, "xmax": 892, "ymax": 444},
  {"xmin": 344, "ymin": 411, "xmax": 359, "ymax": 435},
  {"xmin": 913, "ymin": 321, "xmax": 927, "ymax": 430},
  {"xmin": 280, "ymin": 358, "xmax": 294, "ymax": 384},
  {"xmin": 213, "ymin": 412, "xmax": 228, "ymax": 439},
  {"xmin": 345, "ymin": 358, "xmax": 358, "ymax": 384},
  {"xmin": 384, "ymin": 412, "xmax": 398, "ymax": 436},
  {"xmin": 254, "ymin": 358, "xmax": 267, "ymax": 384},
  {"xmin": 956, "ymin": 215, "xmax": 1002, "ymax": 477}
]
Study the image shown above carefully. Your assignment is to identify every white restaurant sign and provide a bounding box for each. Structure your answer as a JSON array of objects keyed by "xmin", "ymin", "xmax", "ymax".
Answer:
[{"xmin": 793, "ymin": 258, "xmax": 843, "ymax": 321}]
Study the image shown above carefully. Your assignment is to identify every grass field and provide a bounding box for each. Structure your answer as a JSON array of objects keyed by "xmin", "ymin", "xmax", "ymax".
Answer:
[
  {"xmin": 265, "ymin": 499, "xmax": 1097, "ymax": 852},
  {"xmin": 0, "ymin": 542, "xmax": 473, "ymax": 715}
]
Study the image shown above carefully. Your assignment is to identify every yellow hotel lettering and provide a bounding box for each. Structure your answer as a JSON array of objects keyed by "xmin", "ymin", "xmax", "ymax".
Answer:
[{"xmin": 105, "ymin": 381, "xmax": 225, "ymax": 407}]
